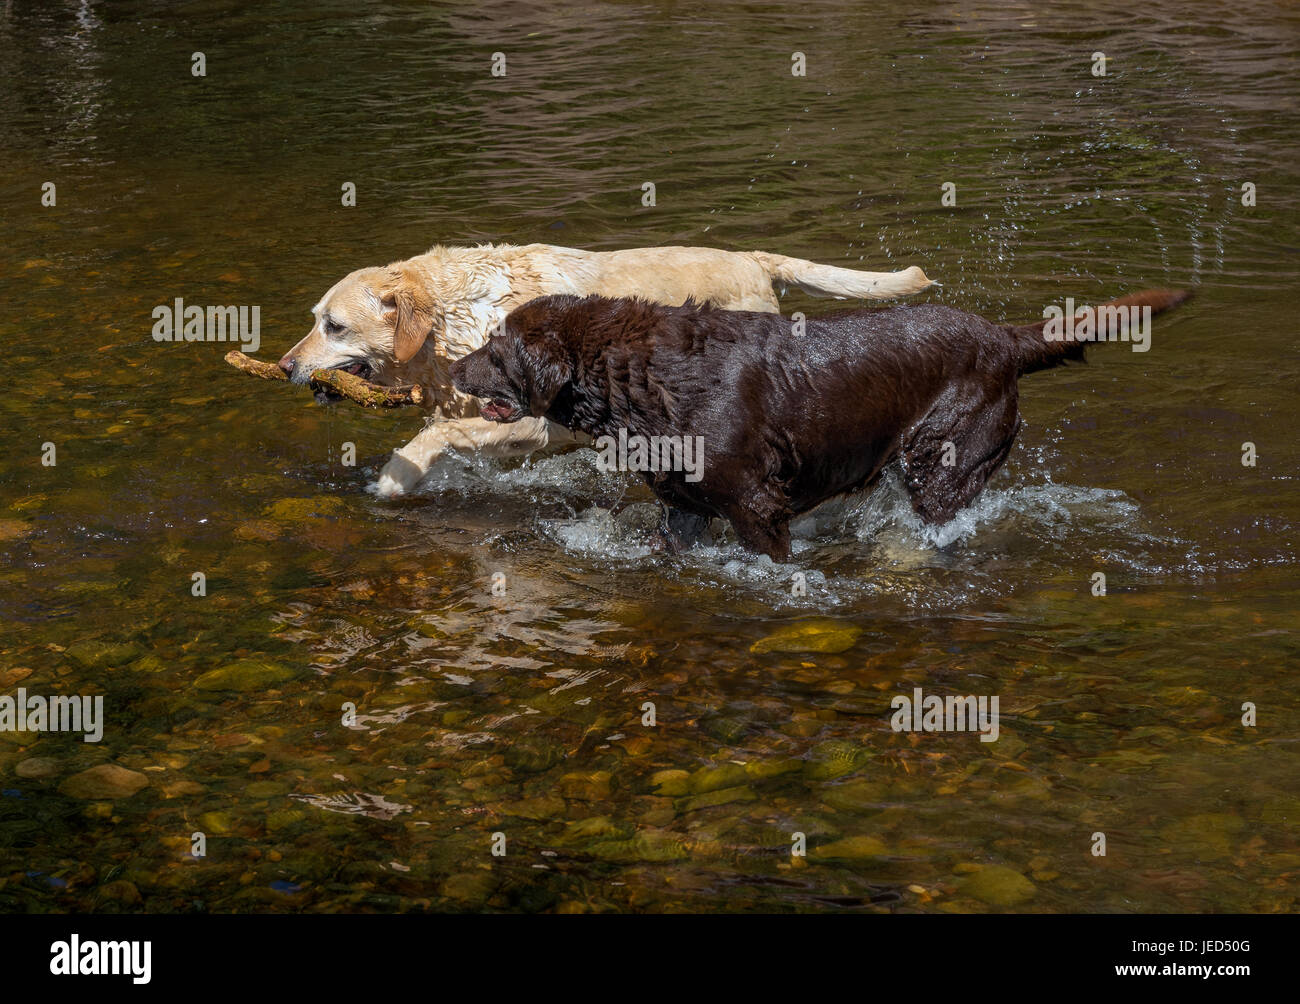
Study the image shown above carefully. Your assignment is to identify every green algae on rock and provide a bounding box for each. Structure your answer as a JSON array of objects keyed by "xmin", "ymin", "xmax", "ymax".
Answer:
[
  {"xmin": 804, "ymin": 740, "xmax": 873, "ymax": 780},
  {"xmin": 262, "ymin": 497, "xmax": 348, "ymax": 522},
  {"xmin": 959, "ymin": 865, "xmax": 1037, "ymax": 907},
  {"xmin": 749, "ymin": 619, "xmax": 865, "ymax": 655},
  {"xmin": 585, "ymin": 830, "xmax": 692, "ymax": 863},
  {"xmin": 194, "ymin": 659, "xmax": 299, "ymax": 692},
  {"xmin": 677, "ymin": 784, "xmax": 758, "ymax": 814},
  {"xmin": 63, "ymin": 639, "xmax": 142, "ymax": 669}
]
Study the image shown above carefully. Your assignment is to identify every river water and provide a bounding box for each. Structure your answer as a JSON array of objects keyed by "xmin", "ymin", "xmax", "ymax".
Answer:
[{"xmin": 1, "ymin": 0, "xmax": 1297, "ymax": 912}]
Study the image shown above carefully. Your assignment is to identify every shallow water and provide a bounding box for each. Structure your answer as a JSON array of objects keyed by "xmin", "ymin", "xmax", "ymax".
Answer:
[{"xmin": 1, "ymin": 0, "xmax": 1298, "ymax": 913}]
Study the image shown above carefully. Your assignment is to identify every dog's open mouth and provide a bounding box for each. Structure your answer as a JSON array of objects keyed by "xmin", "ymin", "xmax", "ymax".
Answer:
[
  {"xmin": 480, "ymin": 398, "xmax": 520, "ymax": 422},
  {"xmin": 337, "ymin": 361, "xmax": 373, "ymax": 380}
]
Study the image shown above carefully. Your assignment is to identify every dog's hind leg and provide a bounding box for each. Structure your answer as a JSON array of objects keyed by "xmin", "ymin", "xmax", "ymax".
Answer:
[{"xmin": 899, "ymin": 382, "xmax": 1021, "ymax": 525}]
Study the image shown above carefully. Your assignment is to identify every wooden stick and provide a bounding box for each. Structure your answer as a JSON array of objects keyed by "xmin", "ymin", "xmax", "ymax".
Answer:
[{"xmin": 224, "ymin": 351, "xmax": 424, "ymax": 408}]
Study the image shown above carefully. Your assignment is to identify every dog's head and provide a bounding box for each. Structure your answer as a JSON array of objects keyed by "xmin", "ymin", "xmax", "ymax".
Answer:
[
  {"xmin": 277, "ymin": 264, "xmax": 442, "ymax": 389},
  {"xmin": 450, "ymin": 306, "xmax": 574, "ymax": 423}
]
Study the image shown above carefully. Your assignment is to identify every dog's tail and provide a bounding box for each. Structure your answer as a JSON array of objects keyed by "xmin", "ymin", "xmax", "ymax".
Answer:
[
  {"xmin": 750, "ymin": 251, "xmax": 935, "ymax": 301},
  {"xmin": 1007, "ymin": 288, "xmax": 1193, "ymax": 375}
]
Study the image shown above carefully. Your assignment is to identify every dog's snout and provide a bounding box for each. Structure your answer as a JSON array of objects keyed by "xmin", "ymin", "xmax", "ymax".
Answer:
[{"xmin": 277, "ymin": 355, "xmax": 295, "ymax": 376}]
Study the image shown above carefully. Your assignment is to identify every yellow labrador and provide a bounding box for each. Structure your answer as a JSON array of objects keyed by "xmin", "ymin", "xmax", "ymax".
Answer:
[{"xmin": 276, "ymin": 243, "xmax": 934, "ymax": 495}]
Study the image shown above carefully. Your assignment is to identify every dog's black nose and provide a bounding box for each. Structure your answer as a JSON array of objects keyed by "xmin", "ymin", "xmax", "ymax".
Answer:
[{"xmin": 277, "ymin": 355, "xmax": 295, "ymax": 376}]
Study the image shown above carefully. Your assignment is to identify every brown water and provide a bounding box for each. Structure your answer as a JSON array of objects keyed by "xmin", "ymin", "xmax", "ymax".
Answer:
[{"xmin": 1, "ymin": 0, "xmax": 1298, "ymax": 913}]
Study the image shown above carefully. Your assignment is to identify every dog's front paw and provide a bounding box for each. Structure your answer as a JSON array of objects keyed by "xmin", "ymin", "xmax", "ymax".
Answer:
[
  {"xmin": 372, "ymin": 472, "xmax": 407, "ymax": 498},
  {"xmin": 373, "ymin": 452, "xmax": 424, "ymax": 497}
]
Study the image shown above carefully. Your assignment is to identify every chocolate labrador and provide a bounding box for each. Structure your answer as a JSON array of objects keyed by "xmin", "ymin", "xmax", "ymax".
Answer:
[{"xmin": 450, "ymin": 289, "xmax": 1191, "ymax": 560}]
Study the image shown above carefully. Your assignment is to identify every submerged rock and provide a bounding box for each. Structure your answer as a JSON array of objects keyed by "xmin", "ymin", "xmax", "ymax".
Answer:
[
  {"xmin": 504, "ymin": 737, "xmax": 565, "ymax": 773},
  {"xmin": 263, "ymin": 497, "xmax": 347, "ymax": 522},
  {"xmin": 685, "ymin": 763, "xmax": 750, "ymax": 795},
  {"xmin": 266, "ymin": 808, "xmax": 307, "ymax": 831},
  {"xmin": 959, "ymin": 865, "xmax": 1036, "ymax": 906},
  {"xmin": 586, "ymin": 830, "xmax": 691, "ymax": 863},
  {"xmin": 95, "ymin": 880, "xmax": 142, "ymax": 906},
  {"xmin": 804, "ymin": 740, "xmax": 872, "ymax": 780},
  {"xmin": 194, "ymin": 659, "xmax": 297, "ymax": 692},
  {"xmin": 64, "ymin": 639, "xmax": 142, "ymax": 669},
  {"xmin": 750, "ymin": 619, "xmax": 864, "ymax": 655},
  {"xmin": 650, "ymin": 769, "xmax": 691, "ymax": 796},
  {"xmin": 744, "ymin": 758, "xmax": 803, "ymax": 782},
  {"xmin": 678, "ymin": 784, "xmax": 757, "ymax": 814},
  {"xmin": 59, "ymin": 764, "xmax": 149, "ymax": 800},
  {"xmin": 503, "ymin": 793, "xmax": 566, "ymax": 820},
  {"xmin": 15, "ymin": 756, "xmax": 61, "ymax": 779},
  {"xmin": 198, "ymin": 811, "xmax": 235, "ymax": 834},
  {"xmin": 1159, "ymin": 813, "xmax": 1245, "ymax": 859},
  {"xmin": 557, "ymin": 770, "xmax": 612, "ymax": 800},
  {"xmin": 822, "ymin": 779, "xmax": 888, "ymax": 812},
  {"xmin": 699, "ymin": 713, "xmax": 750, "ymax": 743},
  {"xmin": 0, "ymin": 518, "xmax": 33, "ymax": 542},
  {"xmin": 811, "ymin": 835, "xmax": 889, "ymax": 861},
  {"xmin": 0, "ymin": 667, "xmax": 32, "ymax": 688},
  {"xmin": 561, "ymin": 816, "xmax": 629, "ymax": 843},
  {"xmin": 442, "ymin": 870, "xmax": 497, "ymax": 905},
  {"xmin": 159, "ymin": 779, "xmax": 206, "ymax": 799}
]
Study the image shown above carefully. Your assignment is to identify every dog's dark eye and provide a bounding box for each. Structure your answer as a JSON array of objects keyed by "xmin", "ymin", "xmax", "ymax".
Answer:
[{"xmin": 323, "ymin": 319, "xmax": 345, "ymax": 336}]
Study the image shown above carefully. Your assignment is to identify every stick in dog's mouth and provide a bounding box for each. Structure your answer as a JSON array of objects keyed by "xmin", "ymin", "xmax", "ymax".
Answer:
[
  {"xmin": 314, "ymin": 362, "xmax": 373, "ymax": 402},
  {"xmin": 224, "ymin": 350, "xmax": 424, "ymax": 408}
]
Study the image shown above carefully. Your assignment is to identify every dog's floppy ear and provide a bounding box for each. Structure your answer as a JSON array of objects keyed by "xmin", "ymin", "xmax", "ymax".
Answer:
[
  {"xmin": 381, "ymin": 274, "xmax": 439, "ymax": 364},
  {"xmin": 512, "ymin": 328, "xmax": 572, "ymax": 415}
]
